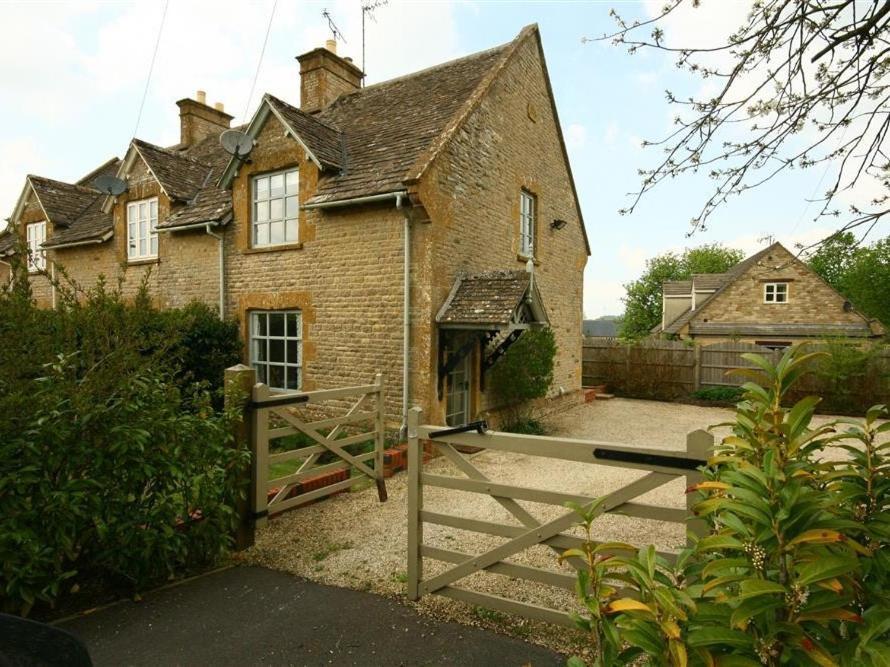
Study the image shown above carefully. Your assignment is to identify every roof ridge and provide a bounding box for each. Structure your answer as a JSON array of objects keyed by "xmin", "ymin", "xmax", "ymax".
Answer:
[
  {"xmin": 264, "ymin": 93, "xmax": 342, "ymax": 134},
  {"xmin": 28, "ymin": 174, "xmax": 99, "ymax": 195},
  {"xmin": 333, "ymin": 41, "xmax": 514, "ymax": 101},
  {"xmin": 133, "ymin": 137, "xmax": 213, "ymax": 168},
  {"xmin": 75, "ymin": 157, "xmax": 121, "ymax": 187}
]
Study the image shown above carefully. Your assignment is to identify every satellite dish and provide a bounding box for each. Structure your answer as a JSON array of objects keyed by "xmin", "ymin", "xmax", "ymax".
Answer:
[
  {"xmin": 93, "ymin": 175, "xmax": 128, "ymax": 196},
  {"xmin": 220, "ymin": 130, "xmax": 253, "ymax": 159}
]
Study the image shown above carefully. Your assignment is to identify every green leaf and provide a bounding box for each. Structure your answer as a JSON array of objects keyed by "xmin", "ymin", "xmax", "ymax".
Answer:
[
  {"xmin": 730, "ymin": 595, "xmax": 783, "ymax": 629},
  {"xmin": 796, "ymin": 555, "xmax": 859, "ymax": 586},
  {"xmin": 686, "ymin": 627, "xmax": 752, "ymax": 648},
  {"xmin": 736, "ymin": 579, "xmax": 785, "ymax": 600}
]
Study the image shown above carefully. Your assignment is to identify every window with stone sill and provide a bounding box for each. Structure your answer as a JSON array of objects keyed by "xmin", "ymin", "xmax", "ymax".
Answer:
[
  {"xmin": 127, "ymin": 197, "xmax": 158, "ymax": 260},
  {"xmin": 252, "ymin": 168, "xmax": 298, "ymax": 247},
  {"xmin": 763, "ymin": 282, "xmax": 789, "ymax": 304},
  {"xmin": 519, "ymin": 190, "xmax": 536, "ymax": 258},
  {"xmin": 26, "ymin": 221, "xmax": 46, "ymax": 272},
  {"xmin": 250, "ymin": 310, "xmax": 302, "ymax": 391}
]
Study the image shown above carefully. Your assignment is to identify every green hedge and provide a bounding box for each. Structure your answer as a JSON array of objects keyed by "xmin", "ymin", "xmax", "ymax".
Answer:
[{"xmin": 0, "ymin": 268, "xmax": 247, "ymax": 615}]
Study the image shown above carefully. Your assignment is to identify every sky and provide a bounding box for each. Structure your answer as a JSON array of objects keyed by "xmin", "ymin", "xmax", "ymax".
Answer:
[{"xmin": 0, "ymin": 0, "xmax": 877, "ymax": 317}]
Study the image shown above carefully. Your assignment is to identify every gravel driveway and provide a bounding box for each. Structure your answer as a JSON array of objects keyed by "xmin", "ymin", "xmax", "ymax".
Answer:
[{"xmin": 245, "ymin": 397, "xmax": 877, "ymax": 657}]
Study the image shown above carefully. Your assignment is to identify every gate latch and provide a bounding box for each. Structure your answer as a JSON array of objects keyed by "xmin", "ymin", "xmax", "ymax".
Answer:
[{"xmin": 429, "ymin": 420, "xmax": 489, "ymax": 439}]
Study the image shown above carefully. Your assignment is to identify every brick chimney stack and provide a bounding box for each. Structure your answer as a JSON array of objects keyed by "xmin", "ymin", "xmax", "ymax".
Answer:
[
  {"xmin": 176, "ymin": 90, "xmax": 234, "ymax": 146},
  {"xmin": 296, "ymin": 40, "xmax": 363, "ymax": 113}
]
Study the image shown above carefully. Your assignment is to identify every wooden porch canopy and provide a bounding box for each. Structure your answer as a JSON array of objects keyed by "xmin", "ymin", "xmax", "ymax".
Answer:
[{"xmin": 434, "ymin": 270, "xmax": 549, "ymax": 398}]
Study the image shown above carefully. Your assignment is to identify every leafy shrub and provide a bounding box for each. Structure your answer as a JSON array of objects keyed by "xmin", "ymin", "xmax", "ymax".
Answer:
[
  {"xmin": 488, "ymin": 327, "xmax": 556, "ymax": 431},
  {"xmin": 690, "ymin": 386, "xmax": 744, "ymax": 403},
  {"xmin": 0, "ymin": 265, "xmax": 247, "ymax": 615},
  {"xmin": 565, "ymin": 346, "xmax": 890, "ymax": 665}
]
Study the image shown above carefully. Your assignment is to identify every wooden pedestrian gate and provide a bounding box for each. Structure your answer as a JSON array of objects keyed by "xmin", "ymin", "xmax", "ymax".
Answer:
[
  {"xmin": 405, "ymin": 407, "xmax": 712, "ymax": 627},
  {"xmin": 249, "ymin": 372, "xmax": 387, "ymax": 525}
]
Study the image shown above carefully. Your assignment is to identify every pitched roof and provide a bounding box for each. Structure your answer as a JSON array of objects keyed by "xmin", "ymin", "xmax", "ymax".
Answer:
[
  {"xmin": 159, "ymin": 132, "xmax": 235, "ymax": 230},
  {"xmin": 0, "ymin": 229, "xmax": 16, "ymax": 257},
  {"xmin": 583, "ymin": 319, "xmax": 619, "ymax": 337},
  {"xmin": 265, "ymin": 94, "xmax": 343, "ymax": 170},
  {"xmin": 27, "ymin": 176, "xmax": 100, "ymax": 227},
  {"xmin": 305, "ymin": 43, "xmax": 512, "ymax": 204},
  {"xmin": 131, "ymin": 139, "xmax": 212, "ymax": 202},
  {"xmin": 692, "ymin": 273, "xmax": 728, "ymax": 290},
  {"xmin": 436, "ymin": 269, "xmax": 548, "ymax": 328},
  {"xmin": 7, "ymin": 158, "xmax": 119, "ymax": 249},
  {"xmin": 663, "ymin": 280, "xmax": 692, "ymax": 296}
]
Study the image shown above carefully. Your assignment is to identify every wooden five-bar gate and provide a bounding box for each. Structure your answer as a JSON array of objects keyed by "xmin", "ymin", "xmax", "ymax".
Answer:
[
  {"xmin": 405, "ymin": 406, "xmax": 713, "ymax": 627},
  {"xmin": 227, "ymin": 365, "xmax": 388, "ymax": 533}
]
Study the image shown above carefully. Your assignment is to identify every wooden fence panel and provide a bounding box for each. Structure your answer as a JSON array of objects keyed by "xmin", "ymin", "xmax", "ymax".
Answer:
[
  {"xmin": 699, "ymin": 341, "xmax": 782, "ymax": 387},
  {"xmin": 582, "ymin": 338, "xmax": 890, "ymax": 409}
]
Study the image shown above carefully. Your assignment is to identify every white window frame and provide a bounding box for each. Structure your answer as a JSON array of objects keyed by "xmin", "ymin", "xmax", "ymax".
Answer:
[
  {"xmin": 126, "ymin": 197, "xmax": 159, "ymax": 261},
  {"xmin": 519, "ymin": 190, "xmax": 536, "ymax": 258},
  {"xmin": 26, "ymin": 221, "xmax": 46, "ymax": 272},
  {"xmin": 763, "ymin": 282, "xmax": 789, "ymax": 304},
  {"xmin": 252, "ymin": 168, "xmax": 299, "ymax": 248},
  {"xmin": 249, "ymin": 310, "xmax": 302, "ymax": 391}
]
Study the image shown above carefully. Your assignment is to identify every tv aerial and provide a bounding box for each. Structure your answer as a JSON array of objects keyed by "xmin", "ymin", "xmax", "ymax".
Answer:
[
  {"xmin": 220, "ymin": 129, "xmax": 254, "ymax": 161},
  {"xmin": 92, "ymin": 174, "xmax": 128, "ymax": 196}
]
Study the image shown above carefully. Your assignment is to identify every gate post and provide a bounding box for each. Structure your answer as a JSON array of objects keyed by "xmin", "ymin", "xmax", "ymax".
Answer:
[
  {"xmin": 224, "ymin": 364, "xmax": 257, "ymax": 551},
  {"xmin": 252, "ymin": 383, "xmax": 271, "ymax": 529},
  {"xmin": 374, "ymin": 372, "xmax": 388, "ymax": 502},
  {"xmin": 406, "ymin": 406, "xmax": 423, "ymax": 600},
  {"xmin": 685, "ymin": 429, "xmax": 714, "ymax": 547}
]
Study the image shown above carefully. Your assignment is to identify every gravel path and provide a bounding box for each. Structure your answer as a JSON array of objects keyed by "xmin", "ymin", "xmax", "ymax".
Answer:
[{"xmin": 244, "ymin": 398, "xmax": 879, "ymax": 657}]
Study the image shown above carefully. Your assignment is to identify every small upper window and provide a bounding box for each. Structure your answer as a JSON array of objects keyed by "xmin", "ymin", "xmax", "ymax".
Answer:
[
  {"xmin": 253, "ymin": 168, "xmax": 298, "ymax": 247},
  {"xmin": 26, "ymin": 221, "xmax": 46, "ymax": 272},
  {"xmin": 764, "ymin": 282, "xmax": 789, "ymax": 304},
  {"xmin": 127, "ymin": 198, "xmax": 158, "ymax": 260},
  {"xmin": 519, "ymin": 190, "xmax": 536, "ymax": 258}
]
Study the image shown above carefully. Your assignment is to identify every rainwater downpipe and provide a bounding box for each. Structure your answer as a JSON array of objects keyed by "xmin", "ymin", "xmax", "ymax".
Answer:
[
  {"xmin": 398, "ymin": 193, "xmax": 411, "ymax": 441},
  {"xmin": 204, "ymin": 224, "xmax": 225, "ymax": 319}
]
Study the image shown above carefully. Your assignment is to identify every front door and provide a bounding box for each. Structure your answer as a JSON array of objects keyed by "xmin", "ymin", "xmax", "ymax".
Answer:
[{"xmin": 445, "ymin": 350, "xmax": 471, "ymax": 426}]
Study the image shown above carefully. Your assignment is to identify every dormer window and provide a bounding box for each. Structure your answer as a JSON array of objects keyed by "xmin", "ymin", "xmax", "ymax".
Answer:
[
  {"xmin": 127, "ymin": 197, "xmax": 158, "ymax": 260},
  {"xmin": 26, "ymin": 221, "xmax": 46, "ymax": 272},
  {"xmin": 519, "ymin": 190, "xmax": 536, "ymax": 258},
  {"xmin": 252, "ymin": 168, "xmax": 298, "ymax": 247},
  {"xmin": 764, "ymin": 282, "xmax": 788, "ymax": 303}
]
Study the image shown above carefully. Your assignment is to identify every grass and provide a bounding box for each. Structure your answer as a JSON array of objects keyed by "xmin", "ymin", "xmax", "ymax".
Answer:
[
  {"xmin": 473, "ymin": 606, "xmax": 507, "ymax": 623},
  {"xmin": 311, "ymin": 540, "xmax": 353, "ymax": 562}
]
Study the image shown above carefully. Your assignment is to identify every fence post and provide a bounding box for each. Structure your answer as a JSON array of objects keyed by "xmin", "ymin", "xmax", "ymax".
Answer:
[
  {"xmin": 224, "ymin": 364, "xmax": 257, "ymax": 551},
  {"xmin": 252, "ymin": 382, "xmax": 271, "ymax": 529},
  {"xmin": 692, "ymin": 344, "xmax": 702, "ymax": 392},
  {"xmin": 685, "ymin": 429, "xmax": 714, "ymax": 547},
  {"xmin": 407, "ymin": 406, "xmax": 423, "ymax": 601},
  {"xmin": 374, "ymin": 372, "xmax": 388, "ymax": 502}
]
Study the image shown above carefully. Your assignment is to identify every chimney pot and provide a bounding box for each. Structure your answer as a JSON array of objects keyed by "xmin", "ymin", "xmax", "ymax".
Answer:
[
  {"xmin": 296, "ymin": 43, "xmax": 363, "ymax": 112},
  {"xmin": 177, "ymin": 94, "xmax": 233, "ymax": 146}
]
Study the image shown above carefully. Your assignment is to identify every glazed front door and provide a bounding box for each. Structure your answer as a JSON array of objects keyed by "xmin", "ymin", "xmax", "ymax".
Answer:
[{"xmin": 445, "ymin": 351, "xmax": 470, "ymax": 426}]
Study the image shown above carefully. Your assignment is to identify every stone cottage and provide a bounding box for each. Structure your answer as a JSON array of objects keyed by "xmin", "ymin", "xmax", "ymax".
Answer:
[
  {"xmin": 653, "ymin": 242, "xmax": 884, "ymax": 346},
  {"xmin": 3, "ymin": 25, "xmax": 589, "ymax": 431}
]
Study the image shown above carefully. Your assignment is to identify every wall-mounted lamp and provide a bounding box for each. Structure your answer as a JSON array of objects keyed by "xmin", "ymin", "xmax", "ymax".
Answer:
[{"xmin": 550, "ymin": 218, "xmax": 568, "ymax": 230}]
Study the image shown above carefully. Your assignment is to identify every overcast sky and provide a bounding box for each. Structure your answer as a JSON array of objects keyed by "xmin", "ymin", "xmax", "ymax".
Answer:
[{"xmin": 0, "ymin": 1, "xmax": 873, "ymax": 316}]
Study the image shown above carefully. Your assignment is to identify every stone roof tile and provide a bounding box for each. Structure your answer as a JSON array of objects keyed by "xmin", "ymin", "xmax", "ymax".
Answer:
[
  {"xmin": 437, "ymin": 270, "xmax": 531, "ymax": 327},
  {"xmin": 307, "ymin": 43, "xmax": 511, "ymax": 204}
]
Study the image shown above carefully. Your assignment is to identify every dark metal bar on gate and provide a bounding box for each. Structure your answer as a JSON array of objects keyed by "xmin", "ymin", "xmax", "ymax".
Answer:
[{"xmin": 592, "ymin": 448, "xmax": 701, "ymax": 471}]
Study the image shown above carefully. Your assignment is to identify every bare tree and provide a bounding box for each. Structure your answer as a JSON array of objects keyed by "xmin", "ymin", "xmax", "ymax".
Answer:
[{"xmin": 597, "ymin": 0, "xmax": 890, "ymax": 249}]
